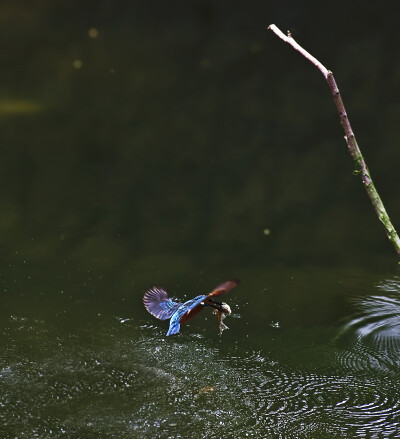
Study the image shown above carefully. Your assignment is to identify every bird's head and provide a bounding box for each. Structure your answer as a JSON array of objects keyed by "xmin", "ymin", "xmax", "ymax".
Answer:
[{"xmin": 201, "ymin": 297, "xmax": 231, "ymax": 314}]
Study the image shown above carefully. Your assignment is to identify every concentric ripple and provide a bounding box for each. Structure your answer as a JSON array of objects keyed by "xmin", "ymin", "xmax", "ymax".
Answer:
[{"xmin": 335, "ymin": 292, "xmax": 400, "ymax": 374}]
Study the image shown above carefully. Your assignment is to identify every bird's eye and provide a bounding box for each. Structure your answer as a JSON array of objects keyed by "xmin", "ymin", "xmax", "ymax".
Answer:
[{"xmin": 209, "ymin": 298, "xmax": 214, "ymax": 303}]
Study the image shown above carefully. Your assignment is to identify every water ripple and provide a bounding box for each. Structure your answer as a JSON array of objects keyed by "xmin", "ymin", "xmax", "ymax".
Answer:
[
  {"xmin": 1, "ymin": 316, "xmax": 400, "ymax": 437},
  {"xmin": 335, "ymin": 293, "xmax": 400, "ymax": 374}
]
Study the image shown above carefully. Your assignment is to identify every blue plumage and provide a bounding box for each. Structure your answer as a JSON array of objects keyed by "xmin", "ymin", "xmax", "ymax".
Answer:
[
  {"xmin": 143, "ymin": 287, "xmax": 180, "ymax": 321},
  {"xmin": 166, "ymin": 295, "xmax": 207, "ymax": 336},
  {"xmin": 143, "ymin": 279, "xmax": 239, "ymax": 336}
]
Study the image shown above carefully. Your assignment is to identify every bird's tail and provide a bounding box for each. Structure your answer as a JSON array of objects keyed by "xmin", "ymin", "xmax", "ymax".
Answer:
[{"xmin": 166, "ymin": 321, "xmax": 180, "ymax": 336}]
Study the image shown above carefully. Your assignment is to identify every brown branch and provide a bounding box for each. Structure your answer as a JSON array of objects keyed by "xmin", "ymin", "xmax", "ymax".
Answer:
[{"xmin": 268, "ymin": 24, "xmax": 400, "ymax": 258}]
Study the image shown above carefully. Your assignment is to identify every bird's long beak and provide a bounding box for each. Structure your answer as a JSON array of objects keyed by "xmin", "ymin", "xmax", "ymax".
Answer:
[{"xmin": 201, "ymin": 298, "xmax": 224, "ymax": 311}]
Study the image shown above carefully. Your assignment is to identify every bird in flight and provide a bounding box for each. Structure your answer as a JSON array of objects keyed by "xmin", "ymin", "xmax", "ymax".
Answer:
[{"xmin": 143, "ymin": 279, "xmax": 239, "ymax": 336}]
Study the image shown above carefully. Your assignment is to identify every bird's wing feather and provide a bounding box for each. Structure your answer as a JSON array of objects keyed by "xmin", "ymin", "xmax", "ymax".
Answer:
[
  {"xmin": 143, "ymin": 287, "xmax": 181, "ymax": 320},
  {"xmin": 208, "ymin": 279, "xmax": 239, "ymax": 297}
]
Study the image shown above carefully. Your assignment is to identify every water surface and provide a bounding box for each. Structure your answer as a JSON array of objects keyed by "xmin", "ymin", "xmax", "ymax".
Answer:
[
  {"xmin": 2, "ymin": 268, "xmax": 400, "ymax": 437},
  {"xmin": 1, "ymin": 2, "xmax": 400, "ymax": 437}
]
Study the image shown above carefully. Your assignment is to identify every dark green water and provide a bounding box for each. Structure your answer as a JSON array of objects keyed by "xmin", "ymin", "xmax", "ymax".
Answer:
[
  {"xmin": 2, "ymin": 268, "xmax": 400, "ymax": 437},
  {"xmin": 1, "ymin": 2, "xmax": 400, "ymax": 438}
]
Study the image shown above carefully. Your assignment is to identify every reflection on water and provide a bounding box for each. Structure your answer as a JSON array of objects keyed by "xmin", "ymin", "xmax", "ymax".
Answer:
[{"xmin": 0, "ymin": 99, "xmax": 42, "ymax": 115}]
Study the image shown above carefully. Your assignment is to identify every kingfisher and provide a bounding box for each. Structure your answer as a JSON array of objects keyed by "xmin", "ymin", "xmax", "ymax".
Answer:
[{"xmin": 143, "ymin": 279, "xmax": 239, "ymax": 336}]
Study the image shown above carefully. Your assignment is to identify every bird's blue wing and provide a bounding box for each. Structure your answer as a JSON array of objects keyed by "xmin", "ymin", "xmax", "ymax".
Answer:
[
  {"xmin": 166, "ymin": 295, "xmax": 207, "ymax": 336},
  {"xmin": 143, "ymin": 287, "xmax": 181, "ymax": 320}
]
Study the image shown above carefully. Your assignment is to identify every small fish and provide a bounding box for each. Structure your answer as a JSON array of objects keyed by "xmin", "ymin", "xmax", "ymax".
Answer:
[{"xmin": 214, "ymin": 302, "xmax": 231, "ymax": 335}]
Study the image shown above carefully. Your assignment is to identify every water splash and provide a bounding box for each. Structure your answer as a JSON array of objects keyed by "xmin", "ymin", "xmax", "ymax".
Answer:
[{"xmin": 1, "ymin": 314, "xmax": 400, "ymax": 437}]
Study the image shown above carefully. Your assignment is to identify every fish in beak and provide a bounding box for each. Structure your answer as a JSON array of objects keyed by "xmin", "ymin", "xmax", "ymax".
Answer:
[
  {"xmin": 214, "ymin": 302, "xmax": 232, "ymax": 335},
  {"xmin": 200, "ymin": 298, "xmax": 231, "ymax": 334}
]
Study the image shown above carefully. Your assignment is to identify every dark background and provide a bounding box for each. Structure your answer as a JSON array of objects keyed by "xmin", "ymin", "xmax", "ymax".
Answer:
[
  {"xmin": 0, "ymin": 1, "xmax": 399, "ymax": 301},
  {"xmin": 2, "ymin": 2, "xmax": 400, "ymax": 437}
]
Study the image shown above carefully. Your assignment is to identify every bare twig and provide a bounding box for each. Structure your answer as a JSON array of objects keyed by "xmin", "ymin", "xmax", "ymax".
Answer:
[{"xmin": 268, "ymin": 24, "xmax": 400, "ymax": 257}]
